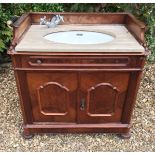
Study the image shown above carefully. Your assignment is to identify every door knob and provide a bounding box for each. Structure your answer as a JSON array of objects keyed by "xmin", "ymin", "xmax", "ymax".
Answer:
[{"xmin": 80, "ymin": 98, "xmax": 85, "ymax": 110}]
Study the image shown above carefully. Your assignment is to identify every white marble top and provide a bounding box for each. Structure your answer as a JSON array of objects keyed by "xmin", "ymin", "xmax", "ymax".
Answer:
[{"xmin": 15, "ymin": 24, "xmax": 145, "ymax": 53}]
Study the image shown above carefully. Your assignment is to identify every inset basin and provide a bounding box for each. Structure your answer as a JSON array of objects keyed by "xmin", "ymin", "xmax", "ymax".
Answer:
[{"xmin": 44, "ymin": 31, "xmax": 114, "ymax": 44}]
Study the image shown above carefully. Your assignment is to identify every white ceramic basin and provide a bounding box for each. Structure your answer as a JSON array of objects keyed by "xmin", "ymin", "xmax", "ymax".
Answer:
[{"xmin": 44, "ymin": 31, "xmax": 114, "ymax": 44}]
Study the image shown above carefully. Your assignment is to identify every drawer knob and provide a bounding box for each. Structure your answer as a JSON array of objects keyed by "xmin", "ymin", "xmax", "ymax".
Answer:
[{"xmin": 36, "ymin": 59, "xmax": 42, "ymax": 64}]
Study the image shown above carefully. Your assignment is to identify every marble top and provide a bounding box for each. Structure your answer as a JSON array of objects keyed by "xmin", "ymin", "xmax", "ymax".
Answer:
[{"xmin": 15, "ymin": 24, "xmax": 145, "ymax": 53}]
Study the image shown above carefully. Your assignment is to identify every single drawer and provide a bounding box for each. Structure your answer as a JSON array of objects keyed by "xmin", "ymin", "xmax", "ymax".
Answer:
[{"xmin": 21, "ymin": 55, "xmax": 131, "ymax": 69}]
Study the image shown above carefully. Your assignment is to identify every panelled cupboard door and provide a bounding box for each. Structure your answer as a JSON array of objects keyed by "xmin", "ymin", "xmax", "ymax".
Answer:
[
  {"xmin": 26, "ymin": 72, "xmax": 77, "ymax": 123},
  {"xmin": 78, "ymin": 72, "xmax": 130, "ymax": 123}
]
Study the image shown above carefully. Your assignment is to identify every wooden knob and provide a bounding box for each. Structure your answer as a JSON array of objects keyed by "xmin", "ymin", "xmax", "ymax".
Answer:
[{"xmin": 36, "ymin": 59, "xmax": 42, "ymax": 64}]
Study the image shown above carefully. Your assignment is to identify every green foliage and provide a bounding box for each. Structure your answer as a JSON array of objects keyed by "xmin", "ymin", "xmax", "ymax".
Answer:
[
  {"xmin": 0, "ymin": 3, "xmax": 155, "ymax": 62},
  {"xmin": 0, "ymin": 4, "xmax": 12, "ymax": 52}
]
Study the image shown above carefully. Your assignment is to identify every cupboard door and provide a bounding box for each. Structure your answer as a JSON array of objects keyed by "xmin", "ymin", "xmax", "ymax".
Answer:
[
  {"xmin": 26, "ymin": 72, "xmax": 77, "ymax": 123},
  {"xmin": 78, "ymin": 72, "xmax": 130, "ymax": 123}
]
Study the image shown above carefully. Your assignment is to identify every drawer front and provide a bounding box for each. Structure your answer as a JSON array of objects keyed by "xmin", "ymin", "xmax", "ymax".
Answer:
[{"xmin": 20, "ymin": 55, "xmax": 135, "ymax": 69}]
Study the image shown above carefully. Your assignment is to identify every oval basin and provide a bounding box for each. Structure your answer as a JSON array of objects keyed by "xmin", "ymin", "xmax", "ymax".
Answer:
[{"xmin": 44, "ymin": 31, "xmax": 114, "ymax": 44}]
